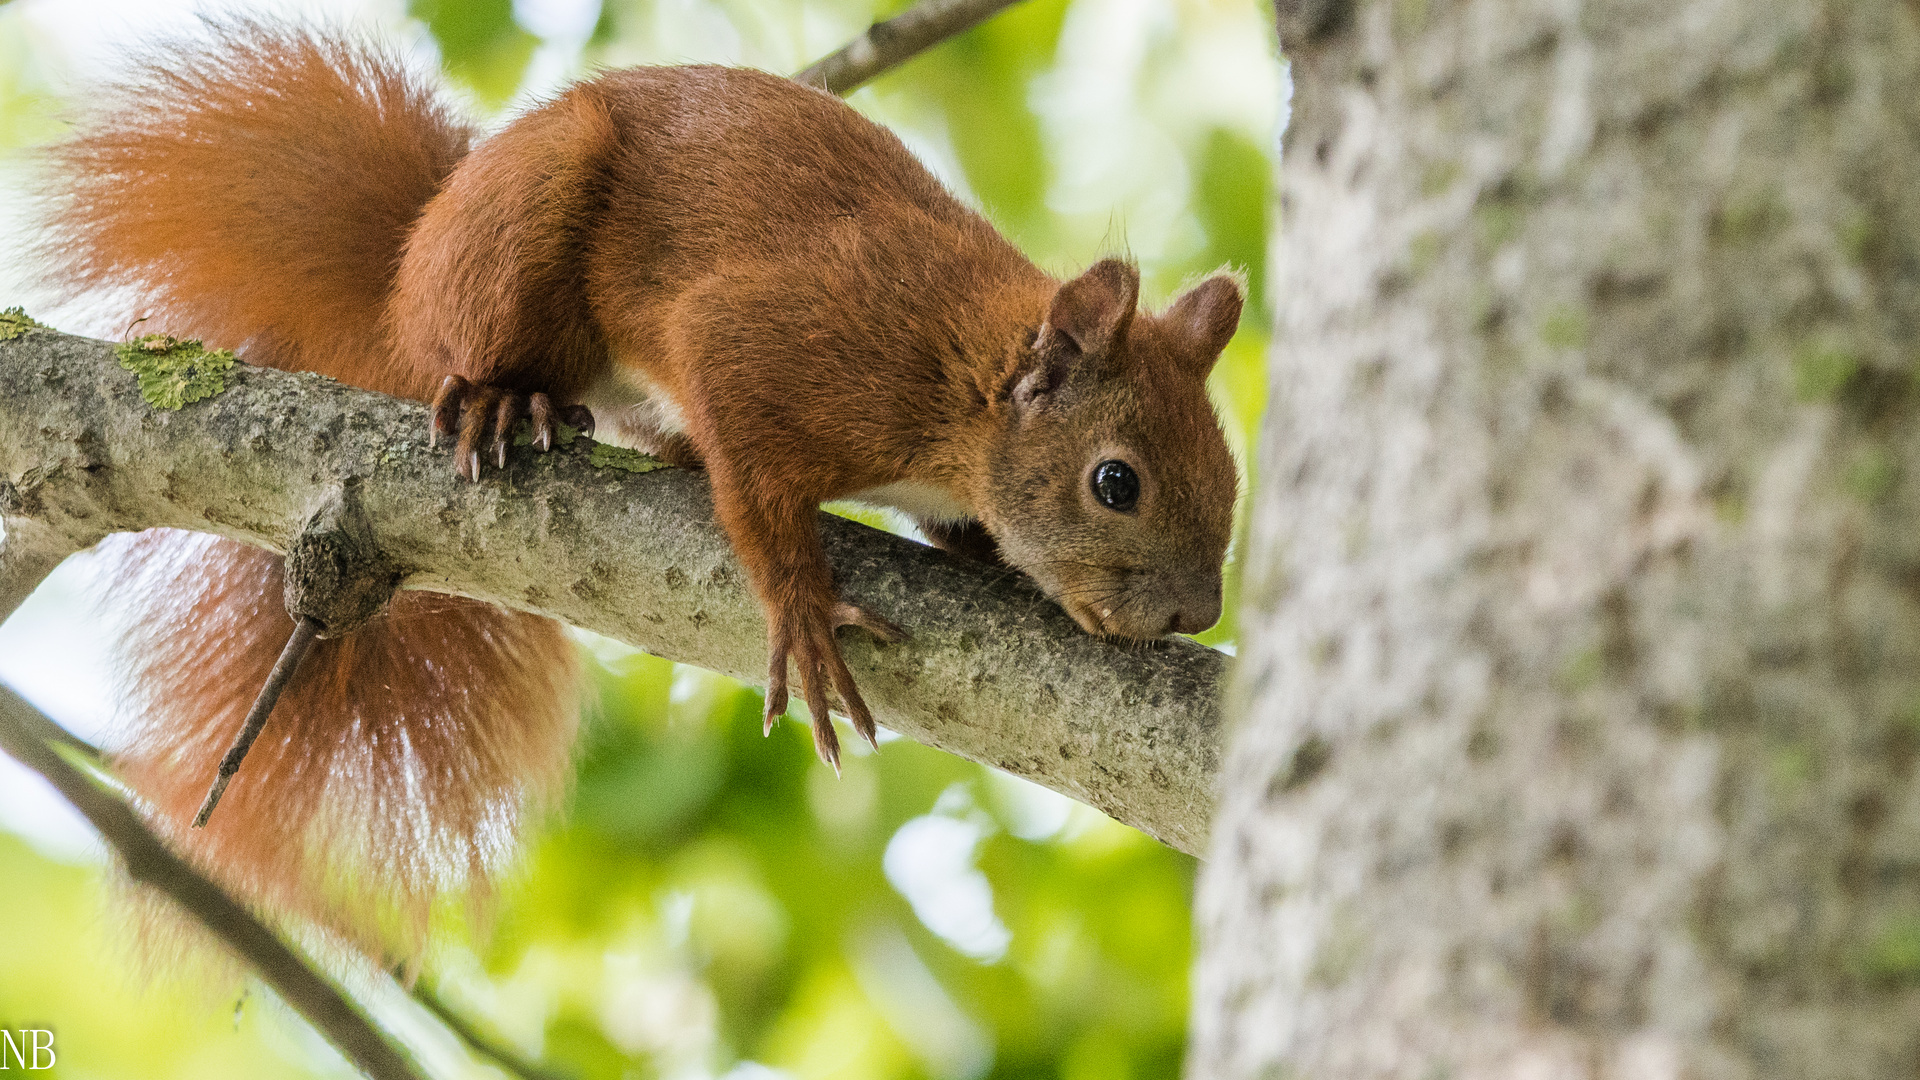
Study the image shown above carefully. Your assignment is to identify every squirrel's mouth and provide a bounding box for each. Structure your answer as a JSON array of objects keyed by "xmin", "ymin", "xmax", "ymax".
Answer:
[
  {"xmin": 1042, "ymin": 564, "xmax": 1157, "ymax": 639},
  {"xmin": 1027, "ymin": 556, "xmax": 1187, "ymax": 639},
  {"xmin": 1057, "ymin": 595, "xmax": 1112, "ymax": 636},
  {"xmin": 1058, "ymin": 591, "xmax": 1170, "ymax": 639}
]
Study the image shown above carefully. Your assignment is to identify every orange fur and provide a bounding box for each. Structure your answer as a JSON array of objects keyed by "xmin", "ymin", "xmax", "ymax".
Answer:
[
  {"xmin": 37, "ymin": 23, "xmax": 469, "ymax": 391},
  {"xmin": 100, "ymin": 533, "xmax": 577, "ymax": 952}
]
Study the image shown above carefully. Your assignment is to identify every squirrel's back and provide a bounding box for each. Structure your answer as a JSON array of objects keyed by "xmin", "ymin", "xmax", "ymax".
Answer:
[{"xmin": 38, "ymin": 24, "xmax": 578, "ymax": 955}]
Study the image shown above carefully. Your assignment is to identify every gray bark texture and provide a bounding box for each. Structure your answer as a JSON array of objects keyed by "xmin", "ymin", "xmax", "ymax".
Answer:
[
  {"xmin": 1193, "ymin": 0, "xmax": 1920, "ymax": 1076},
  {"xmin": 0, "ymin": 328, "xmax": 1225, "ymax": 855}
]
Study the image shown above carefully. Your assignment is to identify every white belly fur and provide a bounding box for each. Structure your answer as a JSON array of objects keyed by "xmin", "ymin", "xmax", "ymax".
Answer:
[{"xmin": 578, "ymin": 364, "xmax": 688, "ymax": 451}]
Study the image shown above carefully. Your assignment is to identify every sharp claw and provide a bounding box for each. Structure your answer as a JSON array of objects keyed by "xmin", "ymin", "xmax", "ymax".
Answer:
[
  {"xmin": 495, "ymin": 438, "xmax": 509, "ymax": 470},
  {"xmin": 536, "ymin": 429, "xmax": 552, "ymax": 452},
  {"xmin": 763, "ymin": 684, "xmax": 787, "ymax": 736},
  {"xmin": 832, "ymin": 601, "xmax": 908, "ymax": 643},
  {"xmin": 861, "ymin": 726, "xmax": 880, "ymax": 753},
  {"xmin": 467, "ymin": 450, "xmax": 481, "ymax": 482}
]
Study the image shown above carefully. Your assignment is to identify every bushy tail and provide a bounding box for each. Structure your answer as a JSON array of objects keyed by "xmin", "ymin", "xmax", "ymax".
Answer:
[
  {"xmin": 37, "ymin": 21, "xmax": 470, "ymax": 396},
  {"xmin": 39, "ymin": 25, "xmax": 580, "ymax": 956},
  {"xmin": 100, "ymin": 534, "xmax": 580, "ymax": 954}
]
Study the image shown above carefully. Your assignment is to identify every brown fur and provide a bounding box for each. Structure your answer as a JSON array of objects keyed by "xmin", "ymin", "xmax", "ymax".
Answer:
[
  {"xmin": 37, "ymin": 23, "xmax": 471, "ymax": 390},
  {"xmin": 37, "ymin": 23, "xmax": 1239, "ymax": 943}
]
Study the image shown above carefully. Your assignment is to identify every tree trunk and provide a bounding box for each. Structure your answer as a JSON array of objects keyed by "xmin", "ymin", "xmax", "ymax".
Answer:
[{"xmin": 1192, "ymin": 0, "xmax": 1920, "ymax": 1075}]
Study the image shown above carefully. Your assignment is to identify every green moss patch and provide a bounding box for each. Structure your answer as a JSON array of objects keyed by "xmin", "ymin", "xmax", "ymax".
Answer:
[
  {"xmin": 0, "ymin": 307, "xmax": 47, "ymax": 341},
  {"xmin": 1540, "ymin": 305, "xmax": 1589, "ymax": 350},
  {"xmin": 1793, "ymin": 339, "xmax": 1860, "ymax": 402},
  {"xmin": 1854, "ymin": 919, "xmax": 1920, "ymax": 986},
  {"xmin": 114, "ymin": 334, "xmax": 237, "ymax": 411},
  {"xmin": 589, "ymin": 442, "xmax": 668, "ymax": 474}
]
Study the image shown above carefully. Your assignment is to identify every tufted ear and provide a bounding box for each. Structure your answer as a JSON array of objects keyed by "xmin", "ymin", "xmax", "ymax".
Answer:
[
  {"xmin": 1012, "ymin": 259, "xmax": 1141, "ymax": 417},
  {"xmin": 1165, "ymin": 273, "xmax": 1244, "ymax": 375},
  {"xmin": 1043, "ymin": 258, "xmax": 1139, "ymax": 359}
]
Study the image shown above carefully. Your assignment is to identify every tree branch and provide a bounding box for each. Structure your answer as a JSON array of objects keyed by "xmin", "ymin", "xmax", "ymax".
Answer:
[
  {"xmin": 794, "ymin": 0, "xmax": 1030, "ymax": 95},
  {"xmin": 0, "ymin": 684, "xmax": 424, "ymax": 1080},
  {"xmin": 0, "ymin": 326, "xmax": 1225, "ymax": 855}
]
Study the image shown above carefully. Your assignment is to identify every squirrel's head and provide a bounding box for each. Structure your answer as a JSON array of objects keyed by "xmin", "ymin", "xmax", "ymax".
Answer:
[{"xmin": 984, "ymin": 259, "xmax": 1241, "ymax": 639}]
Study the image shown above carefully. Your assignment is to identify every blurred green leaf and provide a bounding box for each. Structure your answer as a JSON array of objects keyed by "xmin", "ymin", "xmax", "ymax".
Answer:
[
  {"xmin": 0, "ymin": 19, "xmax": 60, "ymax": 152},
  {"xmin": 875, "ymin": 0, "xmax": 1073, "ymax": 250},
  {"xmin": 409, "ymin": 0, "xmax": 539, "ymax": 107},
  {"xmin": 1192, "ymin": 127, "xmax": 1270, "ymax": 323},
  {"xmin": 590, "ymin": 0, "xmax": 622, "ymax": 47},
  {"xmin": 0, "ymin": 834, "xmax": 308, "ymax": 1077}
]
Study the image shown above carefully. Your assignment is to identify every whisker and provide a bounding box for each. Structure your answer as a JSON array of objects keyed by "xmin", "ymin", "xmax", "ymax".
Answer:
[{"xmin": 1043, "ymin": 558, "xmax": 1140, "ymax": 576}]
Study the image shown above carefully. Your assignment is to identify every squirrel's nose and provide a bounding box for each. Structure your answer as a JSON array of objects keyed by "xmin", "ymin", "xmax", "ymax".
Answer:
[{"xmin": 1168, "ymin": 579, "xmax": 1223, "ymax": 636}]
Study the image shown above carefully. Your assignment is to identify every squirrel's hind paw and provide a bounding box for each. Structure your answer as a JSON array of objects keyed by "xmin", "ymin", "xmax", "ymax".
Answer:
[{"xmin": 429, "ymin": 375, "xmax": 593, "ymax": 481}]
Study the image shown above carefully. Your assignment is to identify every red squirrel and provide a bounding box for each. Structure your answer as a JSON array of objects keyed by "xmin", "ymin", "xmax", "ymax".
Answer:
[{"xmin": 37, "ymin": 24, "xmax": 1240, "ymax": 948}]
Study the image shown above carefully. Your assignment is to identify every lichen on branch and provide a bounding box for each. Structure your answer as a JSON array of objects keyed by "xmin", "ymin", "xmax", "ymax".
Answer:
[{"xmin": 114, "ymin": 334, "xmax": 237, "ymax": 410}]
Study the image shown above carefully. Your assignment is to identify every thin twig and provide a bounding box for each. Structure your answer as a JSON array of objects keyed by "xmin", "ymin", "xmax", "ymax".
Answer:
[
  {"xmin": 0, "ymin": 683, "xmax": 425, "ymax": 1080},
  {"xmin": 795, "ymin": 0, "xmax": 1033, "ymax": 95},
  {"xmin": 399, "ymin": 971, "xmax": 572, "ymax": 1080},
  {"xmin": 194, "ymin": 614, "xmax": 322, "ymax": 828}
]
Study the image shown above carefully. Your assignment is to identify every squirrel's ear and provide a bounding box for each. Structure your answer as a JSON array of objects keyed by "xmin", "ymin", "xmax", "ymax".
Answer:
[
  {"xmin": 1043, "ymin": 258, "xmax": 1139, "ymax": 358},
  {"xmin": 1165, "ymin": 273, "xmax": 1244, "ymax": 375},
  {"xmin": 1011, "ymin": 340, "xmax": 1074, "ymax": 414}
]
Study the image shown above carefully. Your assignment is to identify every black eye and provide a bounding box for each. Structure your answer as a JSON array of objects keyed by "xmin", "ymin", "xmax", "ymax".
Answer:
[{"xmin": 1091, "ymin": 460, "xmax": 1139, "ymax": 512}]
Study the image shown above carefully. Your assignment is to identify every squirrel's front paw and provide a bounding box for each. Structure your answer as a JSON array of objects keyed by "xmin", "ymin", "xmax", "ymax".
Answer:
[
  {"xmin": 429, "ymin": 375, "xmax": 595, "ymax": 482},
  {"xmin": 763, "ymin": 601, "xmax": 906, "ymax": 773}
]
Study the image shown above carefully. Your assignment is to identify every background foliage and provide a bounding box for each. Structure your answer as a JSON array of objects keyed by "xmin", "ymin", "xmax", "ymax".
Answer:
[{"xmin": 0, "ymin": 0, "xmax": 1278, "ymax": 1076}]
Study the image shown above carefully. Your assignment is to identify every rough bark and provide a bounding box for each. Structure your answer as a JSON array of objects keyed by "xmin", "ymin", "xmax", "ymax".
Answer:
[
  {"xmin": 0, "ymin": 327, "xmax": 1224, "ymax": 855},
  {"xmin": 1194, "ymin": 0, "xmax": 1920, "ymax": 1075}
]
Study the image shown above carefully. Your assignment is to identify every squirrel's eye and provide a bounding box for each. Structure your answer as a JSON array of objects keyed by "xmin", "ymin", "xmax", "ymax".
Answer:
[{"xmin": 1091, "ymin": 460, "xmax": 1139, "ymax": 513}]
